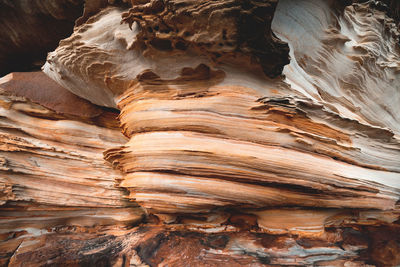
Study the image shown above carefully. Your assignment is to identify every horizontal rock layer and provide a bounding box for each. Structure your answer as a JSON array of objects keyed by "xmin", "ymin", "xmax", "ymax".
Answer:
[
  {"xmin": 0, "ymin": 73, "xmax": 144, "ymax": 265},
  {"xmin": 105, "ymin": 78, "xmax": 400, "ymax": 215},
  {"xmin": 1, "ymin": 0, "xmax": 400, "ymax": 266}
]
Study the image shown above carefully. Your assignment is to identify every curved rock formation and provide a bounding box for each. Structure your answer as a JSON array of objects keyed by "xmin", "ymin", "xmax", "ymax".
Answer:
[{"xmin": 1, "ymin": 0, "xmax": 400, "ymax": 266}]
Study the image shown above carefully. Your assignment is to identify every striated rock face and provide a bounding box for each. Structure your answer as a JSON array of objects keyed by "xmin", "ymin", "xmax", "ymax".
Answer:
[
  {"xmin": 273, "ymin": 0, "xmax": 400, "ymax": 134},
  {"xmin": 1, "ymin": 0, "xmax": 400, "ymax": 266}
]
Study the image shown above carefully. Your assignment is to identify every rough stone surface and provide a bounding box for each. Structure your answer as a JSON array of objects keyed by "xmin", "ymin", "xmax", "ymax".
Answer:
[{"xmin": 1, "ymin": 0, "xmax": 400, "ymax": 266}]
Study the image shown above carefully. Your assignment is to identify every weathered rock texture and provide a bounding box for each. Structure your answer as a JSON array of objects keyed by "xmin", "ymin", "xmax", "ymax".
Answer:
[{"xmin": 1, "ymin": 0, "xmax": 400, "ymax": 266}]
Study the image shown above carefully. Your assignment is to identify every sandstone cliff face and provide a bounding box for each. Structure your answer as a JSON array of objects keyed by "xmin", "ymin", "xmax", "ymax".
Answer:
[{"xmin": 1, "ymin": 0, "xmax": 400, "ymax": 266}]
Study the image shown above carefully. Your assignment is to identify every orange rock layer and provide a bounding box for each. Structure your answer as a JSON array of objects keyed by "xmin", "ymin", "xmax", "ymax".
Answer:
[{"xmin": 1, "ymin": 0, "xmax": 400, "ymax": 266}]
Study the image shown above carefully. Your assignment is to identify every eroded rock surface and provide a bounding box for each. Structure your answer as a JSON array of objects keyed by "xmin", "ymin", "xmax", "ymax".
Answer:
[{"xmin": 1, "ymin": 0, "xmax": 400, "ymax": 266}]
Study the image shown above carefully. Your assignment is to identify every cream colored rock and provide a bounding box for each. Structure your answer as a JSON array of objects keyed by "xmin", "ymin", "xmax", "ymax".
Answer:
[
  {"xmin": 272, "ymin": 0, "xmax": 400, "ymax": 134},
  {"xmin": 0, "ymin": 87, "xmax": 144, "ymax": 234},
  {"xmin": 42, "ymin": 0, "xmax": 400, "ymax": 224},
  {"xmin": 2, "ymin": 0, "xmax": 400, "ymax": 265}
]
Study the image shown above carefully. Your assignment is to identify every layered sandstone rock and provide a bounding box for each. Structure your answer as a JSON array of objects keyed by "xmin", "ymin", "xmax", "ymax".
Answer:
[{"xmin": 1, "ymin": 0, "xmax": 400, "ymax": 266}]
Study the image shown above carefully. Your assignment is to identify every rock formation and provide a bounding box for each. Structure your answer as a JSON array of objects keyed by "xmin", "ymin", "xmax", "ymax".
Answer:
[{"xmin": 1, "ymin": 0, "xmax": 400, "ymax": 266}]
